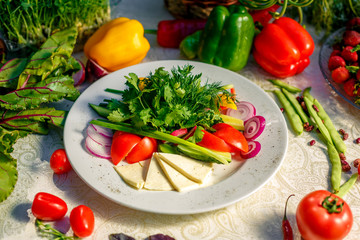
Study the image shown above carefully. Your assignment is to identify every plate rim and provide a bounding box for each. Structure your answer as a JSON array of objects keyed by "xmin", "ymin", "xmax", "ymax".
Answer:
[{"xmin": 64, "ymin": 60, "xmax": 288, "ymax": 215}]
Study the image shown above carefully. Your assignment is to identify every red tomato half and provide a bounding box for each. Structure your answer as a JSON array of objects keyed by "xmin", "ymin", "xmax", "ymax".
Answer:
[
  {"xmin": 212, "ymin": 123, "xmax": 249, "ymax": 152},
  {"xmin": 70, "ymin": 205, "xmax": 95, "ymax": 238},
  {"xmin": 111, "ymin": 133, "xmax": 142, "ymax": 165},
  {"xmin": 50, "ymin": 149, "xmax": 72, "ymax": 174},
  {"xmin": 126, "ymin": 137, "xmax": 158, "ymax": 164},
  {"xmin": 197, "ymin": 130, "xmax": 232, "ymax": 152},
  {"xmin": 296, "ymin": 190, "xmax": 353, "ymax": 240},
  {"xmin": 31, "ymin": 192, "xmax": 68, "ymax": 221}
]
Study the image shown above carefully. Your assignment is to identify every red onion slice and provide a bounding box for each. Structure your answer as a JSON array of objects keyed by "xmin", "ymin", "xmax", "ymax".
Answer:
[
  {"xmin": 225, "ymin": 101, "xmax": 256, "ymax": 121},
  {"xmin": 89, "ymin": 124, "xmax": 113, "ymax": 138},
  {"xmin": 86, "ymin": 58, "xmax": 109, "ymax": 82},
  {"xmin": 244, "ymin": 115, "xmax": 266, "ymax": 140},
  {"xmin": 87, "ymin": 126, "xmax": 112, "ymax": 147},
  {"xmin": 73, "ymin": 59, "xmax": 86, "ymax": 86},
  {"xmin": 85, "ymin": 136, "xmax": 111, "ymax": 159},
  {"xmin": 240, "ymin": 141, "xmax": 261, "ymax": 159}
]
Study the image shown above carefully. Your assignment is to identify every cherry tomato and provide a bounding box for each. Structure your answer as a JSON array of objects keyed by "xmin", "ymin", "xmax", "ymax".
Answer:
[
  {"xmin": 343, "ymin": 78, "xmax": 357, "ymax": 97},
  {"xmin": 197, "ymin": 130, "xmax": 232, "ymax": 152},
  {"xmin": 111, "ymin": 133, "xmax": 142, "ymax": 165},
  {"xmin": 50, "ymin": 149, "xmax": 72, "ymax": 174},
  {"xmin": 31, "ymin": 192, "xmax": 68, "ymax": 221},
  {"xmin": 126, "ymin": 137, "xmax": 158, "ymax": 164},
  {"xmin": 212, "ymin": 123, "xmax": 249, "ymax": 152},
  {"xmin": 70, "ymin": 205, "xmax": 95, "ymax": 238},
  {"xmin": 296, "ymin": 190, "xmax": 353, "ymax": 240}
]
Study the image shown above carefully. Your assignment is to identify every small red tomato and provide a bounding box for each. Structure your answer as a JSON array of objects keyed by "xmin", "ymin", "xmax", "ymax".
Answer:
[
  {"xmin": 296, "ymin": 190, "xmax": 353, "ymax": 240},
  {"xmin": 50, "ymin": 149, "xmax": 72, "ymax": 174},
  {"xmin": 331, "ymin": 67, "xmax": 350, "ymax": 83},
  {"xmin": 31, "ymin": 192, "xmax": 68, "ymax": 221},
  {"xmin": 343, "ymin": 78, "xmax": 357, "ymax": 97},
  {"xmin": 70, "ymin": 205, "xmax": 95, "ymax": 238}
]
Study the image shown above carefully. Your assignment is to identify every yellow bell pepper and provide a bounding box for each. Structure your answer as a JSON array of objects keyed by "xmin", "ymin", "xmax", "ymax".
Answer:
[{"xmin": 84, "ymin": 17, "xmax": 150, "ymax": 72}]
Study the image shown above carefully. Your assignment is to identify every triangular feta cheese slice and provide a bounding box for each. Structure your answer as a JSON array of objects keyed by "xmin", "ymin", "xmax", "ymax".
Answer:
[
  {"xmin": 144, "ymin": 154, "xmax": 174, "ymax": 191},
  {"xmin": 156, "ymin": 152, "xmax": 213, "ymax": 184},
  {"xmin": 155, "ymin": 153, "xmax": 200, "ymax": 192},
  {"xmin": 114, "ymin": 161, "xmax": 147, "ymax": 189}
]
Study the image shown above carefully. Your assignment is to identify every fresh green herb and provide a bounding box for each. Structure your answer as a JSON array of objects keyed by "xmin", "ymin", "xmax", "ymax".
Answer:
[
  {"xmin": 302, "ymin": 0, "xmax": 360, "ymax": 36},
  {"xmin": 94, "ymin": 65, "xmax": 231, "ymax": 133},
  {"xmin": 0, "ymin": 0, "xmax": 110, "ymax": 54},
  {"xmin": 0, "ymin": 27, "xmax": 80, "ymax": 203},
  {"xmin": 35, "ymin": 219, "xmax": 77, "ymax": 240}
]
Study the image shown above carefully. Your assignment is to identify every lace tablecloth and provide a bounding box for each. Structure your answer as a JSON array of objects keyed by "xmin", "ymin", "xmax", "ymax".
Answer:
[{"xmin": 1, "ymin": 0, "xmax": 360, "ymax": 239}]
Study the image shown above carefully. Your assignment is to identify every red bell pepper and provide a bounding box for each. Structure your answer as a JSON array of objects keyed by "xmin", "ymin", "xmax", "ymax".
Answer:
[
  {"xmin": 252, "ymin": 17, "xmax": 315, "ymax": 78},
  {"xmin": 147, "ymin": 19, "xmax": 207, "ymax": 48}
]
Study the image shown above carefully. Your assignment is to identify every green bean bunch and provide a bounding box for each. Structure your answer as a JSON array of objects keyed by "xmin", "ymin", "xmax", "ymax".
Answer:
[
  {"xmin": 270, "ymin": 82, "xmax": 353, "ymax": 195},
  {"xmin": 238, "ymin": 0, "xmax": 314, "ymax": 23}
]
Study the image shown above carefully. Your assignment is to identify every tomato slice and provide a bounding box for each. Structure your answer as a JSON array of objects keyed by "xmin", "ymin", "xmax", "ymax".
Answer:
[
  {"xmin": 111, "ymin": 133, "xmax": 142, "ymax": 165},
  {"xmin": 197, "ymin": 130, "xmax": 232, "ymax": 152},
  {"xmin": 212, "ymin": 123, "xmax": 249, "ymax": 152},
  {"xmin": 126, "ymin": 137, "xmax": 158, "ymax": 164}
]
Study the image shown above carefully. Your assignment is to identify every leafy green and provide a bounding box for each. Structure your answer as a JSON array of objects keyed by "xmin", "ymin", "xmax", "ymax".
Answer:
[
  {"xmin": 0, "ymin": 127, "xmax": 28, "ymax": 202},
  {"xmin": 97, "ymin": 65, "xmax": 231, "ymax": 133},
  {"xmin": 0, "ymin": 0, "xmax": 110, "ymax": 53},
  {"xmin": 0, "ymin": 58, "xmax": 27, "ymax": 89},
  {"xmin": 302, "ymin": 0, "xmax": 360, "ymax": 36},
  {"xmin": 0, "ymin": 27, "xmax": 80, "ymax": 203},
  {"xmin": 0, "ymin": 108, "xmax": 67, "ymax": 134}
]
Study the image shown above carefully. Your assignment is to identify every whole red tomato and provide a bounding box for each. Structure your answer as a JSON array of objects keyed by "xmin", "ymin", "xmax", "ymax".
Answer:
[
  {"xmin": 31, "ymin": 192, "xmax": 68, "ymax": 221},
  {"xmin": 296, "ymin": 190, "xmax": 353, "ymax": 240},
  {"xmin": 70, "ymin": 205, "xmax": 95, "ymax": 238},
  {"xmin": 50, "ymin": 149, "xmax": 72, "ymax": 174}
]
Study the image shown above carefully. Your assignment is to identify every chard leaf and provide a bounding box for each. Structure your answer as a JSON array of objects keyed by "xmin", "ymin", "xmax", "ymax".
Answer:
[
  {"xmin": 0, "ymin": 58, "xmax": 28, "ymax": 89},
  {"xmin": 0, "ymin": 108, "xmax": 67, "ymax": 134},
  {"xmin": 0, "ymin": 75, "xmax": 80, "ymax": 110},
  {"xmin": 0, "ymin": 127, "xmax": 28, "ymax": 202},
  {"xmin": 17, "ymin": 27, "xmax": 78, "ymax": 89}
]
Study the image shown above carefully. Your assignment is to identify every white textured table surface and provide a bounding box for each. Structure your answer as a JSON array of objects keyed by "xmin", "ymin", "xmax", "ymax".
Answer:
[{"xmin": 1, "ymin": 1, "xmax": 360, "ymax": 239}]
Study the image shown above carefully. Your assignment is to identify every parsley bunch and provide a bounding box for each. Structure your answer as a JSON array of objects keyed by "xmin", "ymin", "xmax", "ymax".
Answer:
[{"xmin": 103, "ymin": 65, "xmax": 231, "ymax": 133}]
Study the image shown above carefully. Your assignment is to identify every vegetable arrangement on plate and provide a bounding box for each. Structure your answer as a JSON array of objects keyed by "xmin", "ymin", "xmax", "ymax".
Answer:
[{"xmin": 85, "ymin": 64, "xmax": 266, "ymax": 192}]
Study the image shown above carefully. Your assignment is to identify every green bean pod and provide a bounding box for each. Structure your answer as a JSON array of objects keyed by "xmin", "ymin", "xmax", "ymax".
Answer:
[
  {"xmin": 268, "ymin": 79, "xmax": 302, "ymax": 93},
  {"xmin": 314, "ymin": 99, "xmax": 346, "ymax": 154},
  {"xmin": 303, "ymin": 96, "xmax": 332, "ymax": 145},
  {"xmin": 274, "ymin": 90, "xmax": 303, "ymax": 135},
  {"xmin": 302, "ymin": 87, "xmax": 314, "ymax": 102},
  {"xmin": 281, "ymin": 88, "xmax": 310, "ymax": 124},
  {"xmin": 327, "ymin": 142, "xmax": 342, "ymax": 193},
  {"xmin": 337, "ymin": 173, "xmax": 359, "ymax": 198}
]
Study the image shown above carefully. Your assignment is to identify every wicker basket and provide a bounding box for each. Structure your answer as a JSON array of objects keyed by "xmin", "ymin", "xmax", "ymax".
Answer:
[{"xmin": 164, "ymin": 0, "xmax": 237, "ymax": 19}]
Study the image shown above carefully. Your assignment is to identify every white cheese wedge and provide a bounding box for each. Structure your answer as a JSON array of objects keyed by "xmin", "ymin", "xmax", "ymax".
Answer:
[
  {"xmin": 144, "ymin": 154, "xmax": 174, "ymax": 191},
  {"xmin": 113, "ymin": 161, "xmax": 147, "ymax": 190},
  {"xmin": 155, "ymin": 154, "xmax": 200, "ymax": 192},
  {"xmin": 156, "ymin": 152, "xmax": 213, "ymax": 184}
]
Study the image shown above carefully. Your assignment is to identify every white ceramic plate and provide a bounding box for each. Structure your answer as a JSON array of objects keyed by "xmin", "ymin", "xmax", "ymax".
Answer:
[{"xmin": 64, "ymin": 60, "xmax": 288, "ymax": 215}]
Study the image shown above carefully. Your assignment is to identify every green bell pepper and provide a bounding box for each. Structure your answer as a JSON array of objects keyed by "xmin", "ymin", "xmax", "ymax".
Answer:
[{"xmin": 180, "ymin": 5, "xmax": 255, "ymax": 71}]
